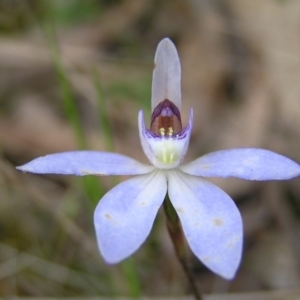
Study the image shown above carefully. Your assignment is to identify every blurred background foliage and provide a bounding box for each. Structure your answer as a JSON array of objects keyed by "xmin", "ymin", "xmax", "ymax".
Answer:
[{"xmin": 0, "ymin": 0, "xmax": 300, "ymax": 298}]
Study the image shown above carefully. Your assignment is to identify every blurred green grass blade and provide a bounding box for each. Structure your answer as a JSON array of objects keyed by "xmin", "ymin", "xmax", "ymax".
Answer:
[
  {"xmin": 121, "ymin": 258, "xmax": 142, "ymax": 298},
  {"xmin": 34, "ymin": 11, "xmax": 140, "ymax": 296},
  {"xmin": 92, "ymin": 67, "xmax": 114, "ymax": 152},
  {"xmin": 47, "ymin": 22, "xmax": 86, "ymax": 149},
  {"xmin": 82, "ymin": 176, "xmax": 102, "ymax": 205},
  {"xmin": 46, "ymin": 22, "xmax": 103, "ymax": 206},
  {"xmin": 92, "ymin": 69, "xmax": 142, "ymax": 297}
]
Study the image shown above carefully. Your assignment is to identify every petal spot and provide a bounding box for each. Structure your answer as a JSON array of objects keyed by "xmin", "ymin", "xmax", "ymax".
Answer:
[
  {"xmin": 227, "ymin": 241, "xmax": 233, "ymax": 249},
  {"xmin": 81, "ymin": 170, "xmax": 92, "ymax": 175},
  {"xmin": 203, "ymin": 256, "xmax": 211, "ymax": 263},
  {"xmin": 201, "ymin": 164, "xmax": 211, "ymax": 170},
  {"xmin": 140, "ymin": 201, "xmax": 147, "ymax": 206},
  {"xmin": 81, "ymin": 169, "xmax": 104, "ymax": 175},
  {"xmin": 227, "ymin": 236, "xmax": 240, "ymax": 248},
  {"xmin": 104, "ymin": 213, "xmax": 113, "ymax": 220},
  {"xmin": 176, "ymin": 207, "xmax": 185, "ymax": 214},
  {"xmin": 213, "ymin": 218, "xmax": 224, "ymax": 227}
]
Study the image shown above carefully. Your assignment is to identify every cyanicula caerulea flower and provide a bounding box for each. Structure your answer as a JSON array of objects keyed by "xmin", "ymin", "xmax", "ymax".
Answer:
[{"xmin": 17, "ymin": 38, "xmax": 300, "ymax": 280}]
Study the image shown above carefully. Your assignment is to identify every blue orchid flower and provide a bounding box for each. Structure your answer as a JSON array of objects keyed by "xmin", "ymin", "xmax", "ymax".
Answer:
[{"xmin": 17, "ymin": 38, "xmax": 300, "ymax": 280}]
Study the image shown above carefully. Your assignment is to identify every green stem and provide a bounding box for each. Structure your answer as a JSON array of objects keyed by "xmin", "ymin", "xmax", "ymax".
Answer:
[{"xmin": 163, "ymin": 195, "xmax": 203, "ymax": 300}]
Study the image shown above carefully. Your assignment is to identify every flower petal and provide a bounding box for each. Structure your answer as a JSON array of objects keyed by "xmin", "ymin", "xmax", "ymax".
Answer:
[
  {"xmin": 180, "ymin": 148, "xmax": 300, "ymax": 180},
  {"xmin": 17, "ymin": 151, "xmax": 154, "ymax": 176},
  {"xmin": 139, "ymin": 109, "xmax": 193, "ymax": 169},
  {"xmin": 151, "ymin": 38, "xmax": 181, "ymax": 111},
  {"xmin": 168, "ymin": 170, "xmax": 243, "ymax": 280},
  {"xmin": 94, "ymin": 171, "xmax": 167, "ymax": 263}
]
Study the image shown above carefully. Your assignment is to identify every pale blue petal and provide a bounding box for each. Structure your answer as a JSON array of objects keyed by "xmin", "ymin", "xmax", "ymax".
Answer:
[
  {"xmin": 168, "ymin": 170, "xmax": 243, "ymax": 280},
  {"xmin": 94, "ymin": 171, "xmax": 167, "ymax": 263},
  {"xmin": 152, "ymin": 38, "xmax": 181, "ymax": 111},
  {"xmin": 138, "ymin": 109, "xmax": 193, "ymax": 169},
  {"xmin": 17, "ymin": 151, "xmax": 154, "ymax": 176},
  {"xmin": 180, "ymin": 148, "xmax": 300, "ymax": 180}
]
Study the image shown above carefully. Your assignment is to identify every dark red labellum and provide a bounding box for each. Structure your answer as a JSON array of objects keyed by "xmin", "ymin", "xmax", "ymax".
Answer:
[{"xmin": 150, "ymin": 99, "xmax": 182, "ymax": 136}]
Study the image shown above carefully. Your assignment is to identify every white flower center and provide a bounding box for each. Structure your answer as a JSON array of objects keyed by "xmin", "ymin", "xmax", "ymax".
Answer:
[{"xmin": 148, "ymin": 128, "xmax": 185, "ymax": 169}]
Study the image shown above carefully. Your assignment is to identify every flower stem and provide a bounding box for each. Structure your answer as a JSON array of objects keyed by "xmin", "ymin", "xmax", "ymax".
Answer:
[{"xmin": 163, "ymin": 194, "xmax": 203, "ymax": 300}]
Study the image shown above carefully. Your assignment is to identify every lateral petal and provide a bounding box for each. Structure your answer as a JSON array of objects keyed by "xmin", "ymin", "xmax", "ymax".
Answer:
[
  {"xmin": 152, "ymin": 38, "xmax": 181, "ymax": 111},
  {"xmin": 94, "ymin": 171, "xmax": 167, "ymax": 263},
  {"xmin": 180, "ymin": 148, "xmax": 300, "ymax": 180},
  {"xmin": 168, "ymin": 170, "xmax": 243, "ymax": 280},
  {"xmin": 17, "ymin": 151, "xmax": 154, "ymax": 176}
]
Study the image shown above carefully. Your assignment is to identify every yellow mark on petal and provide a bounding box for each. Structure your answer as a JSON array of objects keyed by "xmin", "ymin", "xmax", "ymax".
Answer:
[
  {"xmin": 169, "ymin": 153, "xmax": 174, "ymax": 162},
  {"xmin": 140, "ymin": 201, "xmax": 147, "ymax": 206},
  {"xmin": 159, "ymin": 127, "xmax": 165, "ymax": 136},
  {"xmin": 213, "ymin": 218, "xmax": 224, "ymax": 227},
  {"xmin": 157, "ymin": 130, "xmax": 177, "ymax": 164}
]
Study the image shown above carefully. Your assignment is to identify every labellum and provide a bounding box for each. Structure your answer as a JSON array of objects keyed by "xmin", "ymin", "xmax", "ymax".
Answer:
[{"xmin": 150, "ymin": 99, "xmax": 182, "ymax": 136}]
